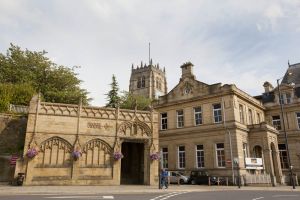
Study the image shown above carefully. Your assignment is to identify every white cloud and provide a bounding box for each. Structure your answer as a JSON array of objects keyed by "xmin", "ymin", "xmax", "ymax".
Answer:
[{"xmin": 0, "ymin": 0, "xmax": 300, "ymax": 105}]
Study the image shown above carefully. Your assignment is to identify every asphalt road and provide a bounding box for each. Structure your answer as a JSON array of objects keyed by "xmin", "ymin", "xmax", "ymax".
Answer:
[{"xmin": 0, "ymin": 191, "xmax": 300, "ymax": 200}]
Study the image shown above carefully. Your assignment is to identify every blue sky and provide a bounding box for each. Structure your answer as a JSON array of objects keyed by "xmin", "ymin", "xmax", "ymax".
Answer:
[{"xmin": 1, "ymin": 0, "xmax": 300, "ymax": 106}]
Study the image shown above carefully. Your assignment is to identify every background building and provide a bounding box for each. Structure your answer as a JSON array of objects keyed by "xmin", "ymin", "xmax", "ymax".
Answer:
[
  {"xmin": 152, "ymin": 62, "xmax": 283, "ymax": 185},
  {"xmin": 129, "ymin": 59, "xmax": 167, "ymax": 99},
  {"xmin": 256, "ymin": 62, "xmax": 300, "ymax": 184}
]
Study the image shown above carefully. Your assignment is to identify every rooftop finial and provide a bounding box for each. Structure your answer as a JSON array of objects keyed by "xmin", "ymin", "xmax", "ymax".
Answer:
[
  {"xmin": 132, "ymin": 63, "xmax": 134, "ymax": 69},
  {"xmin": 150, "ymin": 58, "xmax": 153, "ymax": 65},
  {"xmin": 288, "ymin": 60, "xmax": 290, "ymax": 67},
  {"xmin": 149, "ymin": 42, "xmax": 151, "ymax": 65}
]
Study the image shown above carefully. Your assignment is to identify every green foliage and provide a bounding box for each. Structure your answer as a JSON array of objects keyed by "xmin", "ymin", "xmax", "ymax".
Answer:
[
  {"xmin": 119, "ymin": 91, "xmax": 152, "ymax": 110},
  {"xmin": 0, "ymin": 83, "xmax": 35, "ymax": 112},
  {"xmin": 0, "ymin": 43, "xmax": 91, "ymax": 110},
  {"xmin": 105, "ymin": 74, "xmax": 120, "ymax": 108}
]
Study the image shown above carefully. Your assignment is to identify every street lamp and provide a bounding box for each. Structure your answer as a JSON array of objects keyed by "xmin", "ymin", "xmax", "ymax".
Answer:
[{"xmin": 276, "ymin": 74, "xmax": 296, "ymax": 189}]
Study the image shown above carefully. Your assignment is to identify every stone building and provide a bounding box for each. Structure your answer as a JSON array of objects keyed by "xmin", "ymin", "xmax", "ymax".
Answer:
[
  {"xmin": 16, "ymin": 95, "xmax": 159, "ymax": 185},
  {"xmin": 152, "ymin": 62, "xmax": 284, "ymax": 185},
  {"xmin": 256, "ymin": 62, "xmax": 300, "ymax": 182},
  {"xmin": 129, "ymin": 60, "xmax": 167, "ymax": 99}
]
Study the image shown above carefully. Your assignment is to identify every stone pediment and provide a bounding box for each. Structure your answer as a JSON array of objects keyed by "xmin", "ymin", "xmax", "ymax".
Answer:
[{"xmin": 163, "ymin": 77, "xmax": 221, "ymax": 103}]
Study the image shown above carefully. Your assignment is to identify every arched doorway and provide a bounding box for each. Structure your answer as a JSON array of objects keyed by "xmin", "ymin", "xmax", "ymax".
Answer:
[{"xmin": 120, "ymin": 141, "xmax": 145, "ymax": 185}]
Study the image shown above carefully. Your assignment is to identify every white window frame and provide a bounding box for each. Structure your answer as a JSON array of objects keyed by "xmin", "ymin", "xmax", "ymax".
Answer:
[
  {"xmin": 178, "ymin": 146, "xmax": 185, "ymax": 169},
  {"xmin": 177, "ymin": 110, "xmax": 184, "ymax": 128},
  {"xmin": 272, "ymin": 115, "xmax": 281, "ymax": 130},
  {"xmin": 213, "ymin": 103, "xmax": 222, "ymax": 123},
  {"xmin": 216, "ymin": 143, "xmax": 225, "ymax": 168},
  {"xmin": 296, "ymin": 112, "xmax": 300, "ymax": 129},
  {"xmin": 286, "ymin": 93, "xmax": 292, "ymax": 104},
  {"xmin": 161, "ymin": 113, "xmax": 168, "ymax": 130},
  {"xmin": 194, "ymin": 107, "xmax": 202, "ymax": 126},
  {"xmin": 196, "ymin": 144, "xmax": 204, "ymax": 168},
  {"xmin": 279, "ymin": 92, "xmax": 292, "ymax": 104},
  {"xmin": 162, "ymin": 147, "xmax": 168, "ymax": 169}
]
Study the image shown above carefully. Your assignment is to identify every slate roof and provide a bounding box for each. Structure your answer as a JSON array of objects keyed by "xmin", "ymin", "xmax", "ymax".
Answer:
[{"xmin": 281, "ymin": 63, "xmax": 300, "ymax": 85}]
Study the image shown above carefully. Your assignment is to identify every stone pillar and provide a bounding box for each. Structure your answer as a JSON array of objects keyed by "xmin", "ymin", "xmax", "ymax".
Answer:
[
  {"xmin": 263, "ymin": 148, "xmax": 276, "ymax": 186},
  {"xmin": 23, "ymin": 157, "xmax": 37, "ymax": 185}
]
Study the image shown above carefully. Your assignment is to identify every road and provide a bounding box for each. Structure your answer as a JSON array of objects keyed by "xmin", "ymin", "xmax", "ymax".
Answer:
[{"xmin": 0, "ymin": 191, "xmax": 300, "ymax": 200}]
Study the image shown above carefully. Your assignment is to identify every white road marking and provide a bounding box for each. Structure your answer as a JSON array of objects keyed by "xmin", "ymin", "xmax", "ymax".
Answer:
[
  {"xmin": 45, "ymin": 196, "xmax": 114, "ymax": 199},
  {"xmin": 156, "ymin": 192, "xmax": 188, "ymax": 200},
  {"xmin": 272, "ymin": 194, "xmax": 299, "ymax": 197},
  {"xmin": 252, "ymin": 197, "xmax": 264, "ymax": 200},
  {"xmin": 149, "ymin": 192, "xmax": 178, "ymax": 200}
]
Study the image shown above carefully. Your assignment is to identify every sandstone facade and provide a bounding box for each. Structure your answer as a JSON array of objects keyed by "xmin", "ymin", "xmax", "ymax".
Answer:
[{"xmin": 16, "ymin": 95, "xmax": 159, "ymax": 185}]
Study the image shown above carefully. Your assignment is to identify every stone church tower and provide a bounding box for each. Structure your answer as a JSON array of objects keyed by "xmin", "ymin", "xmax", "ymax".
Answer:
[{"xmin": 129, "ymin": 59, "xmax": 167, "ymax": 99}]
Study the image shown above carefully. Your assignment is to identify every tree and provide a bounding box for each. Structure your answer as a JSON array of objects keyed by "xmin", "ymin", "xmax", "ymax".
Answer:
[
  {"xmin": 119, "ymin": 91, "xmax": 152, "ymax": 110},
  {"xmin": 0, "ymin": 83, "xmax": 35, "ymax": 112},
  {"xmin": 0, "ymin": 43, "xmax": 91, "ymax": 110},
  {"xmin": 105, "ymin": 74, "xmax": 120, "ymax": 108}
]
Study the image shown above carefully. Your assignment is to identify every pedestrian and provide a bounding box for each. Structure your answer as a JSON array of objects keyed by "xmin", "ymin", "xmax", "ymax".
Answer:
[{"xmin": 160, "ymin": 168, "xmax": 168, "ymax": 189}]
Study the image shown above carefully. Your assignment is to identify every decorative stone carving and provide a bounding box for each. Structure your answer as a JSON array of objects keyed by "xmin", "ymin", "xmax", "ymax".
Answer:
[
  {"xmin": 38, "ymin": 137, "xmax": 72, "ymax": 167},
  {"xmin": 118, "ymin": 120, "xmax": 151, "ymax": 138},
  {"xmin": 82, "ymin": 139, "xmax": 112, "ymax": 167}
]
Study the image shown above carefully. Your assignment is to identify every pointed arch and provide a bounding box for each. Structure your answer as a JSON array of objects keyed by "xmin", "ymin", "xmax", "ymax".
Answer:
[
  {"xmin": 118, "ymin": 119, "xmax": 152, "ymax": 137},
  {"xmin": 38, "ymin": 136, "xmax": 72, "ymax": 167},
  {"xmin": 82, "ymin": 139, "xmax": 113, "ymax": 167}
]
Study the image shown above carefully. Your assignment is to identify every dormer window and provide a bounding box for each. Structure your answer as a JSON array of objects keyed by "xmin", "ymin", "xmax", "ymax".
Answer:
[{"xmin": 279, "ymin": 92, "xmax": 292, "ymax": 104}]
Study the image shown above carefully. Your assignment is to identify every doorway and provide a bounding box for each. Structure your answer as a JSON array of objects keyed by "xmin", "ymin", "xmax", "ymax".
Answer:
[{"xmin": 121, "ymin": 142, "xmax": 144, "ymax": 184}]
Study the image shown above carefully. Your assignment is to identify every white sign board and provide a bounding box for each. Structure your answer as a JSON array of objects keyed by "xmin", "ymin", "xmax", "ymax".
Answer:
[{"xmin": 245, "ymin": 158, "xmax": 263, "ymax": 169}]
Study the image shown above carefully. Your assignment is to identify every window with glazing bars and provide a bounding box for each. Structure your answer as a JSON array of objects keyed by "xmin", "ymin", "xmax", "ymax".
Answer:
[
  {"xmin": 278, "ymin": 144, "xmax": 289, "ymax": 169},
  {"xmin": 196, "ymin": 144, "xmax": 204, "ymax": 168},
  {"xmin": 272, "ymin": 115, "xmax": 281, "ymax": 130},
  {"xmin": 177, "ymin": 110, "xmax": 184, "ymax": 128},
  {"xmin": 162, "ymin": 147, "xmax": 168, "ymax": 169},
  {"xmin": 213, "ymin": 104, "xmax": 222, "ymax": 123},
  {"xmin": 216, "ymin": 143, "xmax": 225, "ymax": 167},
  {"xmin": 194, "ymin": 107, "xmax": 202, "ymax": 125},
  {"xmin": 178, "ymin": 146, "xmax": 185, "ymax": 169},
  {"xmin": 161, "ymin": 113, "xmax": 168, "ymax": 130}
]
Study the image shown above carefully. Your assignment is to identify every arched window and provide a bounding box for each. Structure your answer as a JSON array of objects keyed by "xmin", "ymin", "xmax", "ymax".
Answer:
[
  {"xmin": 137, "ymin": 77, "xmax": 141, "ymax": 88},
  {"xmin": 141, "ymin": 76, "xmax": 145, "ymax": 88}
]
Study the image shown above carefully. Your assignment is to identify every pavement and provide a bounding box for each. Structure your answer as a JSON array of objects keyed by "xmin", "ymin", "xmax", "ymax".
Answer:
[{"xmin": 0, "ymin": 183, "xmax": 300, "ymax": 195}]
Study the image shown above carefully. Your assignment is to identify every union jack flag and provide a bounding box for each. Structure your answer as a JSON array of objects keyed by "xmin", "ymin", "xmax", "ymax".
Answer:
[{"xmin": 10, "ymin": 154, "xmax": 19, "ymax": 166}]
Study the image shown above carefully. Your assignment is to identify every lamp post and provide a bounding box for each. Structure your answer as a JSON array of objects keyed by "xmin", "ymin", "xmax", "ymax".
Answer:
[{"xmin": 276, "ymin": 78, "xmax": 296, "ymax": 189}]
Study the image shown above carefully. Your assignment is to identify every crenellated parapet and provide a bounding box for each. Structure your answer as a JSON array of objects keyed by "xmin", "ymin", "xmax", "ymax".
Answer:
[{"xmin": 131, "ymin": 60, "xmax": 166, "ymax": 75}]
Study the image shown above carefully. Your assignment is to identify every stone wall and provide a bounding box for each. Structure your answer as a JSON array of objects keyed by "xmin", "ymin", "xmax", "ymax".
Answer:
[
  {"xmin": 0, "ymin": 114, "xmax": 27, "ymax": 154},
  {"xmin": 0, "ymin": 114, "xmax": 27, "ymax": 182}
]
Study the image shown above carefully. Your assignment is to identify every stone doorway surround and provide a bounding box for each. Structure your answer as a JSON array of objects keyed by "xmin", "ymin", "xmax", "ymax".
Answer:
[{"xmin": 248, "ymin": 122, "xmax": 283, "ymax": 185}]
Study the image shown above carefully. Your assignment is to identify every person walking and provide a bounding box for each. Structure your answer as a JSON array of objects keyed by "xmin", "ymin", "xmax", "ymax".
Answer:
[{"xmin": 160, "ymin": 168, "xmax": 168, "ymax": 189}]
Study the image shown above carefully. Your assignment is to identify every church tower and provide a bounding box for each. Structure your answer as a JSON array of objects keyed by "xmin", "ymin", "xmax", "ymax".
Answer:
[{"xmin": 129, "ymin": 59, "xmax": 167, "ymax": 99}]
